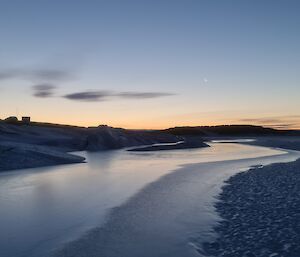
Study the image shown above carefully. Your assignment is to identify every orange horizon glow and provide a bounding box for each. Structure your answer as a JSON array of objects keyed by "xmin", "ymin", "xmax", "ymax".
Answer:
[{"xmin": 3, "ymin": 115, "xmax": 299, "ymax": 131}]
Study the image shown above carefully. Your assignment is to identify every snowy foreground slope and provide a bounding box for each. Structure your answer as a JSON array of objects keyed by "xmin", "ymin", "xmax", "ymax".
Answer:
[{"xmin": 0, "ymin": 123, "xmax": 181, "ymax": 171}]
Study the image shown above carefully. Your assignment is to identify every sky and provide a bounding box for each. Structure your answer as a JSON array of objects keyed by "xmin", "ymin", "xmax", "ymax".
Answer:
[{"xmin": 0, "ymin": 0, "xmax": 300, "ymax": 129}]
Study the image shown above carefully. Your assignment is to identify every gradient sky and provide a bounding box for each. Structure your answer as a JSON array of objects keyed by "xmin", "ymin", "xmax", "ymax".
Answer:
[{"xmin": 0, "ymin": 0, "xmax": 300, "ymax": 129}]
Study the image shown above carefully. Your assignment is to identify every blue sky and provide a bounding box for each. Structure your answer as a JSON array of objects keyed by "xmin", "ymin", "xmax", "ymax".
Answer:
[{"xmin": 0, "ymin": 0, "xmax": 300, "ymax": 129}]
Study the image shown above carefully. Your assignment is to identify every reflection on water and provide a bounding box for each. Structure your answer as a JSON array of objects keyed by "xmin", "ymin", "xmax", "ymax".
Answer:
[{"xmin": 0, "ymin": 143, "xmax": 286, "ymax": 257}]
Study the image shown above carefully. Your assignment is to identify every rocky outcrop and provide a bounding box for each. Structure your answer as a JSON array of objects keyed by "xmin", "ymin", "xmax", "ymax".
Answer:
[{"xmin": 85, "ymin": 125, "xmax": 180, "ymax": 151}]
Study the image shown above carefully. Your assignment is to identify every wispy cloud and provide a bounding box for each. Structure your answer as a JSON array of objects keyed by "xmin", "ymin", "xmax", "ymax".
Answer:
[
  {"xmin": 32, "ymin": 84, "xmax": 57, "ymax": 98},
  {"xmin": 0, "ymin": 68, "xmax": 72, "ymax": 82},
  {"xmin": 117, "ymin": 92, "xmax": 175, "ymax": 99},
  {"xmin": 269, "ymin": 124, "xmax": 298, "ymax": 129},
  {"xmin": 0, "ymin": 70, "xmax": 15, "ymax": 80},
  {"xmin": 239, "ymin": 116, "xmax": 300, "ymax": 129},
  {"xmin": 239, "ymin": 118, "xmax": 284, "ymax": 124},
  {"xmin": 31, "ymin": 69, "xmax": 71, "ymax": 81},
  {"xmin": 63, "ymin": 90, "xmax": 175, "ymax": 102}
]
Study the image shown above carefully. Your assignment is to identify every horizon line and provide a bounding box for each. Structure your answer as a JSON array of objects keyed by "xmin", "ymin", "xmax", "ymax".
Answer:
[{"xmin": 1, "ymin": 117, "xmax": 299, "ymax": 131}]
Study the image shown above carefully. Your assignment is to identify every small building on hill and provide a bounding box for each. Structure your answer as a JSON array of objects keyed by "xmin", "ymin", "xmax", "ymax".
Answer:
[{"xmin": 22, "ymin": 117, "xmax": 31, "ymax": 124}]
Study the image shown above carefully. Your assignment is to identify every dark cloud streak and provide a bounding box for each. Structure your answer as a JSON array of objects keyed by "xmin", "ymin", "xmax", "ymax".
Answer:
[
  {"xmin": 32, "ymin": 84, "xmax": 57, "ymax": 98},
  {"xmin": 63, "ymin": 91, "xmax": 112, "ymax": 102},
  {"xmin": 62, "ymin": 90, "xmax": 175, "ymax": 102}
]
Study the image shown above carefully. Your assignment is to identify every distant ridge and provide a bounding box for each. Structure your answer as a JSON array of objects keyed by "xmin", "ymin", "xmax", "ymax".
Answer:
[
  {"xmin": 1, "ymin": 118, "xmax": 299, "ymax": 136},
  {"xmin": 162, "ymin": 125, "xmax": 300, "ymax": 136}
]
